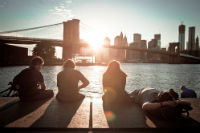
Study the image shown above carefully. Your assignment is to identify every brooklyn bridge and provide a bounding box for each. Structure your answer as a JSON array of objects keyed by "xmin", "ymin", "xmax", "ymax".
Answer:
[{"xmin": 0, "ymin": 19, "xmax": 200, "ymax": 65}]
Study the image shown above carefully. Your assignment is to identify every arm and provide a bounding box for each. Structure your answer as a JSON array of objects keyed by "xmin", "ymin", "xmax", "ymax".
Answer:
[
  {"xmin": 40, "ymin": 82, "xmax": 46, "ymax": 90},
  {"xmin": 142, "ymin": 102, "xmax": 162, "ymax": 111},
  {"xmin": 78, "ymin": 72, "xmax": 89, "ymax": 90},
  {"xmin": 38, "ymin": 71, "xmax": 46, "ymax": 90},
  {"xmin": 142, "ymin": 100, "xmax": 178, "ymax": 111},
  {"xmin": 13, "ymin": 72, "xmax": 22, "ymax": 89},
  {"xmin": 122, "ymin": 77, "xmax": 126, "ymax": 91}
]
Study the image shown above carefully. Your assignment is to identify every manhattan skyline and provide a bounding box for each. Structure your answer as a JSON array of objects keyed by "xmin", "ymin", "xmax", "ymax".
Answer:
[{"xmin": 0, "ymin": 0, "xmax": 200, "ymax": 49}]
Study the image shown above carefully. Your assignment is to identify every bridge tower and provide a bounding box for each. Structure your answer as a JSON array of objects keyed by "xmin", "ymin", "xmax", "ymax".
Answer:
[{"xmin": 63, "ymin": 19, "xmax": 80, "ymax": 59}]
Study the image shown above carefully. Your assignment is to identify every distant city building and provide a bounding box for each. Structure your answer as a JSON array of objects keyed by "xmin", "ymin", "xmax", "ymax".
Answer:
[
  {"xmin": 148, "ymin": 34, "xmax": 161, "ymax": 50},
  {"xmin": 188, "ymin": 27, "xmax": 196, "ymax": 51},
  {"xmin": 141, "ymin": 40, "xmax": 147, "ymax": 49},
  {"xmin": 113, "ymin": 32, "xmax": 128, "ymax": 60},
  {"xmin": 101, "ymin": 37, "xmax": 111, "ymax": 62},
  {"xmin": 196, "ymin": 36, "xmax": 199, "ymax": 51},
  {"xmin": 154, "ymin": 34, "xmax": 161, "ymax": 49},
  {"xmin": 127, "ymin": 34, "xmax": 147, "ymax": 61},
  {"xmin": 123, "ymin": 36, "xmax": 128, "ymax": 46},
  {"xmin": 148, "ymin": 37, "xmax": 161, "ymax": 61},
  {"xmin": 104, "ymin": 37, "xmax": 111, "ymax": 46},
  {"xmin": 148, "ymin": 39, "xmax": 158, "ymax": 49},
  {"xmin": 179, "ymin": 24, "xmax": 185, "ymax": 51},
  {"xmin": 133, "ymin": 33, "xmax": 141, "ymax": 43},
  {"xmin": 162, "ymin": 48, "xmax": 167, "ymax": 51}
]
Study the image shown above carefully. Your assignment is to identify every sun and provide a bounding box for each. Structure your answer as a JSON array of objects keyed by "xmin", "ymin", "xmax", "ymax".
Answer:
[{"xmin": 81, "ymin": 32, "xmax": 104, "ymax": 51}]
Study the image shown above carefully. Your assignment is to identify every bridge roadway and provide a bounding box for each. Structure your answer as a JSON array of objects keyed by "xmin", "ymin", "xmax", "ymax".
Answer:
[{"xmin": 0, "ymin": 35, "xmax": 177, "ymax": 56}]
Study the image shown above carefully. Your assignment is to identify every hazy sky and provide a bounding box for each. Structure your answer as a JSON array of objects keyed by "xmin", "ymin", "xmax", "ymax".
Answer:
[{"xmin": 0, "ymin": 0, "xmax": 200, "ymax": 49}]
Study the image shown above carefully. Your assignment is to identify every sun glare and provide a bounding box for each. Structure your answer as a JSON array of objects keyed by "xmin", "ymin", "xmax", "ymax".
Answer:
[
  {"xmin": 81, "ymin": 30, "xmax": 105, "ymax": 51},
  {"xmin": 86, "ymin": 33, "xmax": 104, "ymax": 50}
]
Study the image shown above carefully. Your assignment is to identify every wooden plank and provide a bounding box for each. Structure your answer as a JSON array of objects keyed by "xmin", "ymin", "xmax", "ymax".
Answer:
[
  {"xmin": 1, "ymin": 97, "xmax": 200, "ymax": 129},
  {"xmin": 0, "ymin": 97, "xmax": 90, "ymax": 128},
  {"xmin": 0, "ymin": 97, "xmax": 19, "ymax": 111},
  {"xmin": 6, "ymin": 98, "xmax": 53, "ymax": 127},
  {"xmin": 92, "ymin": 98, "xmax": 109, "ymax": 128},
  {"xmin": 31, "ymin": 97, "xmax": 90, "ymax": 128},
  {"xmin": 0, "ymin": 98, "xmax": 53, "ymax": 127},
  {"xmin": 67, "ymin": 97, "xmax": 90, "ymax": 128},
  {"xmin": 92, "ymin": 98, "xmax": 148, "ymax": 128},
  {"xmin": 181, "ymin": 98, "xmax": 200, "ymax": 123}
]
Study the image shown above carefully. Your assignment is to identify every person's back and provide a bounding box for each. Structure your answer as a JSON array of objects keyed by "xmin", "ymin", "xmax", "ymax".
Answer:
[
  {"xmin": 102, "ymin": 60, "xmax": 129, "ymax": 104},
  {"xmin": 56, "ymin": 60, "xmax": 89, "ymax": 102},
  {"xmin": 103, "ymin": 71, "xmax": 126, "ymax": 95},
  {"xmin": 181, "ymin": 87, "xmax": 197, "ymax": 98},
  {"xmin": 14, "ymin": 67, "xmax": 43, "ymax": 97},
  {"xmin": 57, "ymin": 68, "xmax": 84, "ymax": 99},
  {"xmin": 13, "ymin": 56, "xmax": 54, "ymax": 101}
]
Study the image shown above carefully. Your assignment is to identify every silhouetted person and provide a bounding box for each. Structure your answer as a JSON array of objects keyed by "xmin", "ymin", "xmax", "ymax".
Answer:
[
  {"xmin": 56, "ymin": 59, "xmax": 89, "ymax": 102},
  {"xmin": 102, "ymin": 60, "xmax": 131, "ymax": 105},
  {"xmin": 130, "ymin": 88, "xmax": 192, "ymax": 119},
  {"xmin": 13, "ymin": 56, "xmax": 54, "ymax": 101},
  {"xmin": 180, "ymin": 86, "xmax": 197, "ymax": 98}
]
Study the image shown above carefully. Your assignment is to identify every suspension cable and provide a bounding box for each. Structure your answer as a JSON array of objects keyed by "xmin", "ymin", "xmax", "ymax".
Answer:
[{"xmin": 0, "ymin": 22, "xmax": 63, "ymax": 34}]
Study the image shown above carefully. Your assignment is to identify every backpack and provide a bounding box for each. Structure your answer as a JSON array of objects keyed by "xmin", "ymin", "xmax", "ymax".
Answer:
[{"xmin": 158, "ymin": 104, "xmax": 193, "ymax": 120}]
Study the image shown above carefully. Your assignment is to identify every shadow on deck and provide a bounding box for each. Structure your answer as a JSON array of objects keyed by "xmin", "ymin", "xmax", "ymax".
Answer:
[{"xmin": 0, "ymin": 97, "xmax": 200, "ymax": 132}]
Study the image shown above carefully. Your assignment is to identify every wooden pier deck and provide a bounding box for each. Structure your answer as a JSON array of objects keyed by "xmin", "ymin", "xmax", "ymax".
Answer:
[{"xmin": 0, "ymin": 97, "xmax": 200, "ymax": 131}]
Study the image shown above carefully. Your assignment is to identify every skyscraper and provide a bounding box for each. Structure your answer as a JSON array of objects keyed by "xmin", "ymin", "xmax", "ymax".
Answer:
[
  {"xmin": 188, "ymin": 27, "xmax": 195, "ymax": 51},
  {"xmin": 179, "ymin": 24, "xmax": 185, "ymax": 51},
  {"xmin": 154, "ymin": 34, "xmax": 161, "ymax": 49},
  {"xmin": 196, "ymin": 36, "xmax": 199, "ymax": 51},
  {"xmin": 114, "ymin": 32, "xmax": 128, "ymax": 59},
  {"xmin": 104, "ymin": 37, "xmax": 111, "ymax": 46},
  {"xmin": 133, "ymin": 33, "xmax": 141, "ymax": 43}
]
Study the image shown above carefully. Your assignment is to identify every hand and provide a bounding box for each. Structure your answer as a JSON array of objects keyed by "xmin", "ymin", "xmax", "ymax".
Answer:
[
  {"xmin": 177, "ymin": 100, "xmax": 191, "ymax": 106},
  {"xmin": 163, "ymin": 101, "xmax": 177, "ymax": 107}
]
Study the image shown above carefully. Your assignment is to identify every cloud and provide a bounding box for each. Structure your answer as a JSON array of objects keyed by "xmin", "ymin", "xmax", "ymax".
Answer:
[{"xmin": 49, "ymin": 0, "xmax": 74, "ymax": 20}]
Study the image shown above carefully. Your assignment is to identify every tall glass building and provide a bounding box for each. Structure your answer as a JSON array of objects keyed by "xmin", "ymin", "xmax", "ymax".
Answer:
[{"xmin": 179, "ymin": 24, "xmax": 185, "ymax": 51}]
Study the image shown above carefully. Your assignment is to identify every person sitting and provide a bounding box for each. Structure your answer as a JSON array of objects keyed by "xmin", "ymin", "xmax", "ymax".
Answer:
[
  {"xmin": 102, "ymin": 60, "xmax": 131, "ymax": 105},
  {"xmin": 130, "ymin": 88, "xmax": 192, "ymax": 119},
  {"xmin": 56, "ymin": 59, "xmax": 89, "ymax": 102},
  {"xmin": 180, "ymin": 86, "xmax": 197, "ymax": 98},
  {"xmin": 13, "ymin": 56, "xmax": 54, "ymax": 101}
]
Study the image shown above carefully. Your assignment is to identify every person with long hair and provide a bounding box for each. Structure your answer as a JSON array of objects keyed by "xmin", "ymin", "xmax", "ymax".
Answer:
[
  {"xmin": 102, "ymin": 60, "xmax": 130, "ymax": 105},
  {"xmin": 56, "ymin": 59, "xmax": 89, "ymax": 102}
]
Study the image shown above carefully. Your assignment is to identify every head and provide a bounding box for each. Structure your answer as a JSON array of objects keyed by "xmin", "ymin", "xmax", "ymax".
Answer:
[
  {"xmin": 30, "ymin": 56, "xmax": 44, "ymax": 71},
  {"xmin": 180, "ymin": 86, "xmax": 186, "ymax": 91},
  {"xmin": 157, "ymin": 88, "xmax": 179, "ymax": 102},
  {"xmin": 105, "ymin": 60, "xmax": 120, "ymax": 72},
  {"xmin": 63, "ymin": 59, "xmax": 75, "ymax": 70},
  {"xmin": 104, "ymin": 60, "xmax": 127, "ymax": 76}
]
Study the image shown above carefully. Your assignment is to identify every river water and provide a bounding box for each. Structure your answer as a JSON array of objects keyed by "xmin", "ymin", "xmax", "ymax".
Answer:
[{"xmin": 0, "ymin": 64, "xmax": 200, "ymax": 98}]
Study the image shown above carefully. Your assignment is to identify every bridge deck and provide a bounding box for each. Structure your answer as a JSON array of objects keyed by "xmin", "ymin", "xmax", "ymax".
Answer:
[{"xmin": 0, "ymin": 97, "xmax": 200, "ymax": 129}]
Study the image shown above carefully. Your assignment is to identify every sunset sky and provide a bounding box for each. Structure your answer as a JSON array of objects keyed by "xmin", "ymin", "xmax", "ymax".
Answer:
[{"xmin": 0, "ymin": 0, "xmax": 200, "ymax": 56}]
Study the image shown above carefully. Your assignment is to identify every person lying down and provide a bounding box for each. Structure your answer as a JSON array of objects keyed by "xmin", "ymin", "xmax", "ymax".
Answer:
[{"xmin": 130, "ymin": 88, "xmax": 192, "ymax": 120}]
